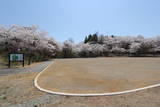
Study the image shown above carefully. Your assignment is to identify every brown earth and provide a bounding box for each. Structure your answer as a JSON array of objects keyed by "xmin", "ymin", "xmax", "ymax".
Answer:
[
  {"xmin": 0, "ymin": 67, "xmax": 160, "ymax": 106},
  {"xmin": 37, "ymin": 58, "xmax": 160, "ymax": 94}
]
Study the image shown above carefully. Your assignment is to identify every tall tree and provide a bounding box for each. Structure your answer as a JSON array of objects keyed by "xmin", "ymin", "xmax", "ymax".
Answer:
[{"xmin": 84, "ymin": 36, "xmax": 88, "ymax": 43}]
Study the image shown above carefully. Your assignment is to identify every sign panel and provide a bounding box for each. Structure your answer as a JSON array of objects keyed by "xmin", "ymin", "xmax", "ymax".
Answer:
[{"xmin": 10, "ymin": 54, "xmax": 24, "ymax": 62}]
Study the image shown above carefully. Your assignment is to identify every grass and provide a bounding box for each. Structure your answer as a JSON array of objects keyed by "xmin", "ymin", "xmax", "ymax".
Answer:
[{"xmin": 0, "ymin": 55, "xmax": 8, "ymax": 69}]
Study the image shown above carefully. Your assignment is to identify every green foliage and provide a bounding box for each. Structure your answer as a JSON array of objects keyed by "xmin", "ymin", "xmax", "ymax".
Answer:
[
  {"xmin": 84, "ymin": 36, "xmax": 88, "ymax": 43},
  {"xmin": 84, "ymin": 33, "xmax": 98, "ymax": 44}
]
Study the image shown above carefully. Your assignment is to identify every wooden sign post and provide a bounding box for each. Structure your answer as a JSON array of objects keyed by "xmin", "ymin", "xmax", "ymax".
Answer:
[{"xmin": 8, "ymin": 53, "xmax": 24, "ymax": 68}]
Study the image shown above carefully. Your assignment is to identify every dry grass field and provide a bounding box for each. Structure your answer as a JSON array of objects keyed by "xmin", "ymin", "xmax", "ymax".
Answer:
[
  {"xmin": 1, "ymin": 58, "xmax": 160, "ymax": 106},
  {"xmin": 37, "ymin": 57, "xmax": 160, "ymax": 94},
  {"xmin": 1, "ymin": 72, "xmax": 160, "ymax": 107}
]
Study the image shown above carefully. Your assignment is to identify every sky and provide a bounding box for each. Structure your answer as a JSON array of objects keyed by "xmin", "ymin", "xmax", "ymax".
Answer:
[{"xmin": 0, "ymin": 0, "xmax": 160, "ymax": 43}]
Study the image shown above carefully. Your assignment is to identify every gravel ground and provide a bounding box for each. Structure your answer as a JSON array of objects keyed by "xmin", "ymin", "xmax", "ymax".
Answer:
[
  {"xmin": 0, "ymin": 60, "xmax": 52, "ymax": 75},
  {"xmin": 0, "ymin": 72, "xmax": 160, "ymax": 107}
]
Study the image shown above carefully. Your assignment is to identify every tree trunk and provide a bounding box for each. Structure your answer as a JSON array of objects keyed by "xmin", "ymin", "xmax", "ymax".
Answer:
[{"xmin": 28, "ymin": 55, "xmax": 31, "ymax": 65}]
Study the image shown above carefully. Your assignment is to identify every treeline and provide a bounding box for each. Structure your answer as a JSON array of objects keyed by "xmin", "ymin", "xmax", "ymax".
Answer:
[
  {"xmin": 0, "ymin": 25, "xmax": 160, "ymax": 62},
  {"xmin": 61, "ymin": 33, "xmax": 160, "ymax": 58},
  {"xmin": 0, "ymin": 25, "xmax": 61, "ymax": 64}
]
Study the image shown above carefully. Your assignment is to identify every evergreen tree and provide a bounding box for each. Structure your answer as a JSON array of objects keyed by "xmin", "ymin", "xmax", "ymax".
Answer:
[
  {"xmin": 88, "ymin": 34, "xmax": 92, "ymax": 42},
  {"xmin": 92, "ymin": 33, "xmax": 98, "ymax": 43},
  {"xmin": 84, "ymin": 36, "xmax": 88, "ymax": 43},
  {"xmin": 111, "ymin": 35, "xmax": 114, "ymax": 38}
]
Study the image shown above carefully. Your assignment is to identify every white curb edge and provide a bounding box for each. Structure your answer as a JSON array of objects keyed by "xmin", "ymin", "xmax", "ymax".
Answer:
[{"xmin": 34, "ymin": 60, "xmax": 160, "ymax": 96}]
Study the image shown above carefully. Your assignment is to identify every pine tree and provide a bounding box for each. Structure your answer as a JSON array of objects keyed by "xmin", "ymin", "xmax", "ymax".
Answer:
[
  {"xmin": 84, "ymin": 36, "xmax": 88, "ymax": 43},
  {"xmin": 111, "ymin": 35, "xmax": 114, "ymax": 38},
  {"xmin": 92, "ymin": 33, "xmax": 98, "ymax": 43},
  {"xmin": 88, "ymin": 34, "xmax": 92, "ymax": 42}
]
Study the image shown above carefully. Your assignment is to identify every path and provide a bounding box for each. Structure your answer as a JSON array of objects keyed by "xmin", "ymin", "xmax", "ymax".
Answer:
[{"xmin": 0, "ymin": 60, "xmax": 53, "ymax": 75}]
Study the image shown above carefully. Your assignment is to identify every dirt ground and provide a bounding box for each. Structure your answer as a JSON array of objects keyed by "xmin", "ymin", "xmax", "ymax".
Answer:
[
  {"xmin": 37, "ymin": 57, "xmax": 160, "ymax": 94},
  {"xmin": 1, "ymin": 70, "xmax": 160, "ymax": 107}
]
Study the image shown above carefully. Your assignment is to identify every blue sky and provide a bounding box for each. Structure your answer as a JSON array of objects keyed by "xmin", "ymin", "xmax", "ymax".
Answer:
[{"xmin": 0, "ymin": 0, "xmax": 160, "ymax": 43}]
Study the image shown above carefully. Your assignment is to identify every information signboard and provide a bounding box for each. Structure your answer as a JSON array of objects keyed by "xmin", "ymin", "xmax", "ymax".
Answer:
[
  {"xmin": 8, "ymin": 53, "xmax": 24, "ymax": 68},
  {"xmin": 10, "ymin": 54, "xmax": 24, "ymax": 62}
]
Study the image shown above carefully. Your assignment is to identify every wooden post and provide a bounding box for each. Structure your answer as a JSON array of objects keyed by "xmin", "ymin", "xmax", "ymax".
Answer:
[
  {"xmin": 22, "ymin": 53, "xmax": 24, "ymax": 67},
  {"xmin": 28, "ymin": 55, "xmax": 31, "ymax": 65},
  {"xmin": 8, "ymin": 53, "xmax": 10, "ymax": 68}
]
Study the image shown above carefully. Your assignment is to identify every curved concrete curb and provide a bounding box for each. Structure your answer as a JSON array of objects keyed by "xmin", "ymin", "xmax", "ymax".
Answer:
[{"xmin": 34, "ymin": 60, "xmax": 160, "ymax": 96}]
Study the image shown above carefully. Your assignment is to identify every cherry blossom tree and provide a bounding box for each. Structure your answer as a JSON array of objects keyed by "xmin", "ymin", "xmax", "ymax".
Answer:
[
  {"xmin": 0, "ymin": 25, "xmax": 61, "ymax": 63},
  {"xmin": 1, "ymin": 25, "xmax": 160, "ymax": 59},
  {"xmin": 62, "ymin": 39, "xmax": 76, "ymax": 58}
]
